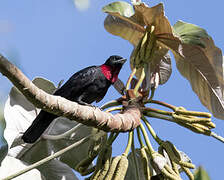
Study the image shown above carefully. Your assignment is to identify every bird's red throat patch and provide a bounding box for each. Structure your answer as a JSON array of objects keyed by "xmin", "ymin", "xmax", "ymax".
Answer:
[{"xmin": 100, "ymin": 65, "xmax": 119, "ymax": 83}]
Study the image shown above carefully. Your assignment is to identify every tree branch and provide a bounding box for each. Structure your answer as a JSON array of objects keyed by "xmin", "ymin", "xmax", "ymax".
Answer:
[{"xmin": 0, "ymin": 54, "xmax": 141, "ymax": 132}]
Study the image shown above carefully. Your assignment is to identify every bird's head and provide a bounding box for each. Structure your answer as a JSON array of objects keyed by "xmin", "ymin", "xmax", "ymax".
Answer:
[
  {"xmin": 104, "ymin": 55, "xmax": 127, "ymax": 69},
  {"xmin": 101, "ymin": 55, "xmax": 126, "ymax": 83}
]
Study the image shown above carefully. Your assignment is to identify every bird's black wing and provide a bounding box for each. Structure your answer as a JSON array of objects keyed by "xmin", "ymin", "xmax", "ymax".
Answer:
[
  {"xmin": 53, "ymin": 66, "xmax": 99, "ymax": 101},
  {"xmin": 22, "ymin": 66, "xmax": 99, "ymax": 143}
]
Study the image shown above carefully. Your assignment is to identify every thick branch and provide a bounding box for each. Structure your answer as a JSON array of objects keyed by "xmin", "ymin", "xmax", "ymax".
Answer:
[{"xmin": 0, "ymin": 54, "xmax": 141, "ymax": 132}]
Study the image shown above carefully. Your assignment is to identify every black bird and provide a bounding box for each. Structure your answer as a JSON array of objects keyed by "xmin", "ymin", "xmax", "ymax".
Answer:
[{"xmin": 22, "ymin": 55, "xmax": 126, "ymax": 143}]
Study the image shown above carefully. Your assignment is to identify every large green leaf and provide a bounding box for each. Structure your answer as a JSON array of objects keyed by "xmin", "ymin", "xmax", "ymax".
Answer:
[
  {"xmin": 194, "ymin": 166, "xmax": 211, "ymax": 180},
  {"xmin": 158, "ymin": 21, "xmax": 224, "ymax": 119},
  {"xmin": 173, "ymin": 21, "xmax": 208, "ymax": 48},
  {"xmin": 32, "ymin": 77, "xmax": 56, "ymax": 94}
]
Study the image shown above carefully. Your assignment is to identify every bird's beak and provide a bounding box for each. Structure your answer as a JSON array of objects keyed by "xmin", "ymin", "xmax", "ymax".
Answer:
[{"xmin": 116, "ymin": 58, "xmax": 127, "ymax": 64}]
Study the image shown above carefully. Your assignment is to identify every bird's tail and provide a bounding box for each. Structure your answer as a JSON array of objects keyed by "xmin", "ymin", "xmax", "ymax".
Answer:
[{"xmin": 22, "ymin": 111, "xmax": 57, "ymax": 143}]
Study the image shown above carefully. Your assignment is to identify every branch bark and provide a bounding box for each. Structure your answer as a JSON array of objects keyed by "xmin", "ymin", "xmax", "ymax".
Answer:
[{"xmin": 0, "ymin": 54, "xmax": 141, "ymax": 132}]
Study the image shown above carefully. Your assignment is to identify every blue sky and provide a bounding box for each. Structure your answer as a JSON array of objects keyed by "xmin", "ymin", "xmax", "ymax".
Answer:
[{"xmin": 0, "ymin": 0, "xmax": 223, "ymax": 179}]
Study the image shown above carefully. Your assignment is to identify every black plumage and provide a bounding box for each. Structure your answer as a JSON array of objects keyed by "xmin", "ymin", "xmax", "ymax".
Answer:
[{"xmin": 22, "ymin": 55, "xmax": 126, "ymax": 143}]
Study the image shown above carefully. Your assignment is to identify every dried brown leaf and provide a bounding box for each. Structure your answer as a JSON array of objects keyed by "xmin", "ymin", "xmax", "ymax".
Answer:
[{"xmin": 158, "ymin": 21, "xmax": 224, "ymax": 119}]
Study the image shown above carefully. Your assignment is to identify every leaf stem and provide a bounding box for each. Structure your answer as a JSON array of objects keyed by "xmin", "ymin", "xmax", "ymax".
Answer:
[
  {"xmin": 131, "ymin": 132, "xmax": 140, "ymax": 180},
  {"xmin": 139, "ymin": 123, "xmax": 154, "ymax": 154},
  {"xmin": 143, "ymin": 107, "xmax": 173, "ymax": 116},
  {"xmin": 124, "ymin": 131, "xmax": 133, "ymax": 156},
  {"xmin": 144, "ymin": 111, "xmax": 174, "ymax": 122},
  {"xmin": 136, "ymin": 127, "xmax": 144, "ymax": 148},
  {"xmin": 105, "ymin": 106, "xmax": 122, "ymax": 113},
  {"xmin": 145, "ymin": 100, "xmax": 176, "ymax": 111},
  {"xmin": 142, "ymin": 116, "xmax": 163, "ymax": 145},
  {"xmin": 100, "ymin": 100, "xmax": 121, "ymax": 110}
]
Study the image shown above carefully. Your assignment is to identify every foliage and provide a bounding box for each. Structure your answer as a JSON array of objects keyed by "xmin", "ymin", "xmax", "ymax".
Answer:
[
  {"xmin": 103, "ymin": 1, "xmax": 224, "ymax": 119},
  {"xmin": 0, "ymin": 108, "xmax": 7, "ymax": 167},
  {"xmin": 1, "ymin": 77, "xmax": 106, "ymax": 179},
  {"xmin": 0, "ymin": 1, "xmax": 223, "ymax": 180},
  {"xmin": 194, "ymin": 167, "xmax": 211, "ymax": 180}
]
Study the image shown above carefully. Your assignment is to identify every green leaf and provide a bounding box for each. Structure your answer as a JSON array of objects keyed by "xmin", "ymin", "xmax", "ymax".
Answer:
[
  {"xmin": 32, "ymin": 77, "xmax": 56, "ymax": 94},
  {"xmin": 194, "ymin": 166, "xmax": 211, "ymax": 180},
  {"xmin": 102, "ymin": 1, "xmax": 134, "ymax": 17},
  {"xmin": 158, "ymin": 21, "xmax": 224, "ymax": 120},
  {"xmin": 173, "ymin": 21, "xmax": 209, "ymax": 48}
]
